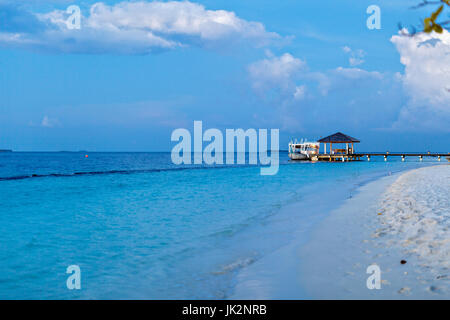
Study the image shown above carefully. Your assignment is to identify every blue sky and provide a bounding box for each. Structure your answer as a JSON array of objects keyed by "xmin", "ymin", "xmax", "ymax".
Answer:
[{"xmin": 0, "ymin": 0, "xmax": 449, "ymax": 151}]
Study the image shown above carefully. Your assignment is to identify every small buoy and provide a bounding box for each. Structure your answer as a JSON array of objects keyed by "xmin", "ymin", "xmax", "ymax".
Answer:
[
  {"xmin": 400, "ymin": 260, "xmax": 407, "ymax": 265},
  {"xmin": 377, "ymin": 212, "xmax": 382, "ymax": 216},
  {"xmin": 85, "ymin": 154, "xmax": 89, "ymax": 158}
]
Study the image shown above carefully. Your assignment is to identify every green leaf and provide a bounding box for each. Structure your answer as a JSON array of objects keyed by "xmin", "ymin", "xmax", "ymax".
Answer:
[
  {"xmin": 431, "ymin": 5, "xmax": 444, "ymax": 22},
  {"xmin": 424, "ymin": 18, "xmax": 433, "ymax": 32},
  {"xmin": 433, "ymin": 24, "xmax": 443, "ymax": 33}
]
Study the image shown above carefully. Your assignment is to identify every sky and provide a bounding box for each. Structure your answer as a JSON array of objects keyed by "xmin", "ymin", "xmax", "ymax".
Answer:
[{"xmin": 0, "ymin": 0, "xmax": 449, "ymax": 151}]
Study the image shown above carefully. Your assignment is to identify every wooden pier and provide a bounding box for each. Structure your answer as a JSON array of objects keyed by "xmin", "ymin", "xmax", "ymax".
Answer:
[
  {"xmin": 312, "ymin": 152, "xmax": 450, "ymax": 162},
  {"xmin": 308, "ymin": 132, "xmax": 449, "ymax": 162}
]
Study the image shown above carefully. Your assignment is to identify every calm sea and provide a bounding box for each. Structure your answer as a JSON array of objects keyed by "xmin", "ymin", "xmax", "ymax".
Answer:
[{"xmin": 0, "ymin": 152, "xmax": 436, "ymax": 299}]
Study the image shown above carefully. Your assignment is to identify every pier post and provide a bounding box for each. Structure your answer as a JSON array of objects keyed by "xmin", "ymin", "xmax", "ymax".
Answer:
[
  {"xmin": 384, "ymin": 155, "xmax": 387, "ymax": 162},
  {"xmin": 367, "ymin": 155, "xmax": 370, "ymax": 162},
  {"xmin": 419, "ymin": 155, "xmax": 423, "ymax": 162},
  {"xmin": 438, "ymin": 156, "xmax": 441, "ymax": 162},
  {"xmin": 401, "ymin": 155, "xmax": 405, "ymax": 162}
]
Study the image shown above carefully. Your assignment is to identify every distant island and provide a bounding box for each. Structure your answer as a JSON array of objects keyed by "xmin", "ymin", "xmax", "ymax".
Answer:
[{"xmin": 0, "ymin": 149, "xmax": 12, "ymax": 152}]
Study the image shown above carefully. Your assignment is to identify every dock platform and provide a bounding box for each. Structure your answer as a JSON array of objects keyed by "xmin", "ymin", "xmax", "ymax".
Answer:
[{"xmin": 311, "ymin": 153, "xmax": 450, "ymax": 162}]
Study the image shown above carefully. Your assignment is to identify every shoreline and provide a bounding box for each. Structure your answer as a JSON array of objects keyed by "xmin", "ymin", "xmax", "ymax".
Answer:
[
  {"xmin": 300, "ymin": 164, "xmax": 449, "ymax": 299},
  {"xmin": 228, "ymin": 166, "xmax": 402, "ymax": 299},
  {"xmin": 230, "ymin": 164, "xmax": 449, "ymax": 299}
]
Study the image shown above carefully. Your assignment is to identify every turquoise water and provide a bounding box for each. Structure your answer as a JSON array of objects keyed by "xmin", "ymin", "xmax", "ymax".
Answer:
[{"xmin": 0, "ymin": 152, "xmax": 436, "ymax": 299}]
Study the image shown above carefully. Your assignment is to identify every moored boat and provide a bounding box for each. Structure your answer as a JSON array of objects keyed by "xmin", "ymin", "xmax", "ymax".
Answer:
[{"xmin": 288, "ymin": 140, "xmax": 320, "ymax": 161}]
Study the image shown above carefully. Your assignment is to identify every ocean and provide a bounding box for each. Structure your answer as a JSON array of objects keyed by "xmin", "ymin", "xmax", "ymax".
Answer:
[{"xmin": 0, "ymin": 152, "xmax": 440, "ymax": 299}]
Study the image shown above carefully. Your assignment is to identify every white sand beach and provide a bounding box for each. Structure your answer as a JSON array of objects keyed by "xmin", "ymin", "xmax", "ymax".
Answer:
[
  {"xmin": 300, "ymin": 164, "xmax": 449, "ymax": 299},
  {"xmin": 230, "ymin": 164, "xmax": 449, "ymax": 299}
]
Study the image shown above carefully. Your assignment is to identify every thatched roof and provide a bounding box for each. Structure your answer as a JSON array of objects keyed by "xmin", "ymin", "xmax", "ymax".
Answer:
[{"xmin": 318, "ymin": 132, "xmax": 360, "ymax": 143}]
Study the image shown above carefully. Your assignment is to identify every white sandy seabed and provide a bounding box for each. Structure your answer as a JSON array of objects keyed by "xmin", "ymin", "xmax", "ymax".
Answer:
[
  {"xmin": 230, "ymin": 164, "xmax": 449, "ymax": 299},
  {"xmin": 299, "ymin": 164, "xmax": 450, "ymax": 299}
]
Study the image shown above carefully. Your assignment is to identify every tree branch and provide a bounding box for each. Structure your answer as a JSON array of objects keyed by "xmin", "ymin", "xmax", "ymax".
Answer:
[{"xmin": 410, "ymin": 0, "xmax": 448, "ymax": 9}]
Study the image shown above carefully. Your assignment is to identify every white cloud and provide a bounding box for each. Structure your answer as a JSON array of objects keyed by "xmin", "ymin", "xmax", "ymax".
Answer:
[
  {"xmin": 0, "ymin": 1, "xmax": 279, "ymax": 54},
  {"xmin": 342, "ymin": 46, "xmax": 365, "ymax": 66},
  {"xmin": 247, "ymin": 40, "xmax": 450, "ymax": 133},
  {"xmin": 248, "ymin": 53, "xmax": 384, "ymax": 100},
  {"xmin": 348, "ymin": 57, "xmax": 364, "ymax": 67},
  {"xmin": 312, "ymin": 67, "xmax": 382, "ymax": 96},
  {"xmin": 342, "ymin": 46, "xmax": 351, "ymax": 53},
  {"xmin": 41, "ymin": 115, "xmax": 60, "ymax": 127},
  {"xmin": 246, "ymin": 52, "xmax": 405, "ymax": 132},
  {"xmin": 293, "ymin": 85, "xmax": 306, "ymax": 100},
  {"xmin": 247, "ymin": 53, "xmax": 305, "ymax": 93},
  {"xmin": 391, "ymin": 30, "xmax": 450, "ymax": 130},
  {"xmin": 333, "ymin": 67, "xmax": 382, "ymax": 79}
]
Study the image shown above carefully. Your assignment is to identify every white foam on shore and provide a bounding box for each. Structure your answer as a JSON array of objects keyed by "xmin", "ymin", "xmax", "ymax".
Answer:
[{"xmin": 299, "ymin": 164, "xmax": 449, "ymax": 299}]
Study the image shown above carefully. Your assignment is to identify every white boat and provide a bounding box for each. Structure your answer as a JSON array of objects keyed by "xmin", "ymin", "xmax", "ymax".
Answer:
[{"xmin": 288, "ymin": 140, "xmax": 320, "ymax": 161}]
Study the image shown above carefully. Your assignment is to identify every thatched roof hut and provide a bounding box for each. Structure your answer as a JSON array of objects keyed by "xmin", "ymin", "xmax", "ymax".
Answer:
[
  {"xmin": 318, "ymin": 132, "xmax": 360, "ymax": 154},
  {"xmin": 318, "ymin": 132, "xmax": 360, "ymax": 143}
]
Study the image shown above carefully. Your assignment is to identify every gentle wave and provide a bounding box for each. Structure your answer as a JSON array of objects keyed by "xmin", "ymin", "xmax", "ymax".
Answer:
[
  {"xmin": 0, "ymin": 164, "xmax": 269, "ymax": 181},
  {"xmin": 212, "ymin": 257, "xmax": 256, "ymax": 275}
]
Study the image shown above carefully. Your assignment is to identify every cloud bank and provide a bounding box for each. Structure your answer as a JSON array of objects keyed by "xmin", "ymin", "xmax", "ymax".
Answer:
[
  {"xmin": 247, "ymin": 52, "xmax": 403, "ymax": 132},
  {"xmin": 247, "ymin": 30, "xmax": 450, "ymax": 133},
  {"xmin": 391, "ymin": 30, "xmax": 450, "ymax": 131},
  {"xmin": 0, "ymin": 1, "xmax": 279, "ymax": 54}
]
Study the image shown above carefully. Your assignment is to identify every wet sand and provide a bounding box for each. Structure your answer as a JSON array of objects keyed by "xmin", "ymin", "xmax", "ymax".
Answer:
[{"xmin": 231, "ymin": 164, "xmax": 449, "ymax": 299}]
